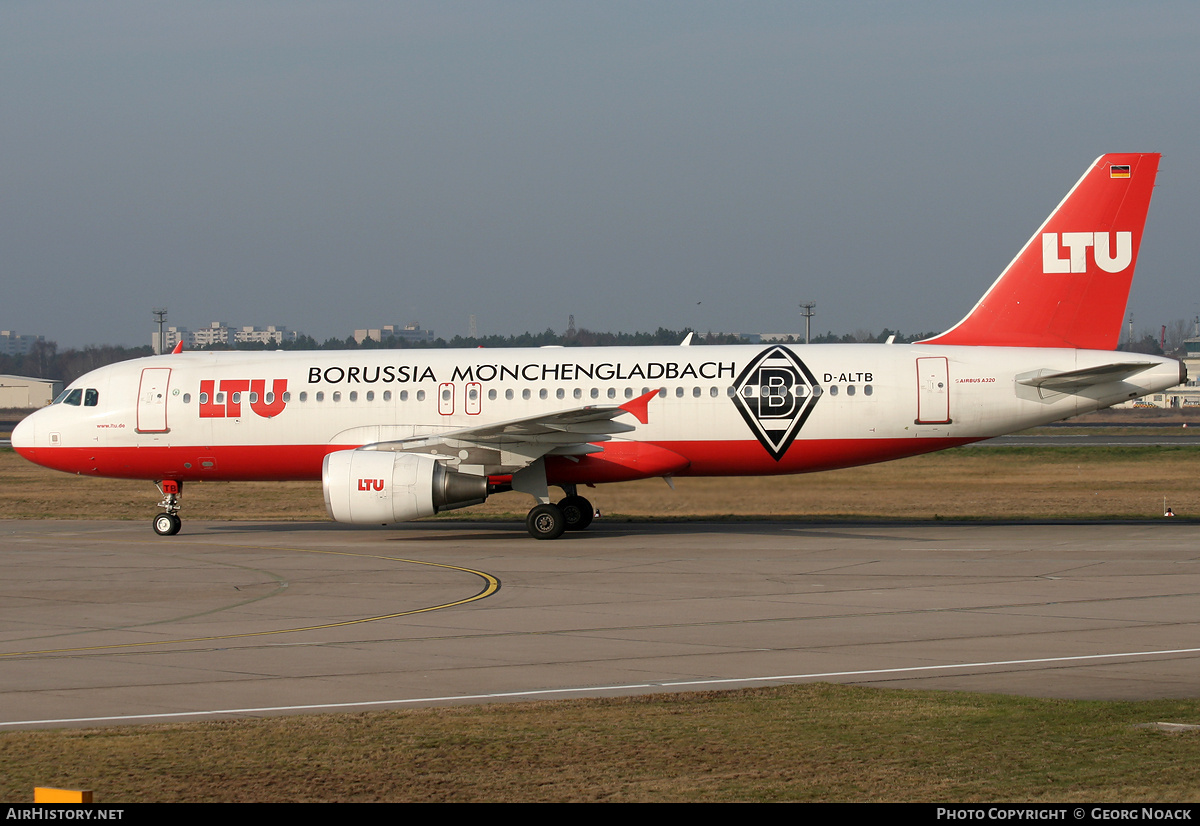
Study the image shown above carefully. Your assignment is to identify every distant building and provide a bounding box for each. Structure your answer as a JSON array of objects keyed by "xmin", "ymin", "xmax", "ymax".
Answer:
[
  {"xmin": 0, "ymin": 374, "xmax": 61, "ymax": 408},
  {"xmin": 353, "ymin": 323, "xmax": 435, "ymax": 345},
  {"xmin": 233, "ymin": 325, "xmax": 298, "ymax": 346},
  {"xmin": 155, "ymin": 322, "xmax": 299, "ymax": 351},
  {"xmin": 0, "ymin": 331, "xmax": 46, "ymax": 357}
]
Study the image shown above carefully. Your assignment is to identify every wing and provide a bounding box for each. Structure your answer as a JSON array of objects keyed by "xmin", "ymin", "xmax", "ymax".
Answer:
[{"xmin": 358, "ymin": 388, "xmax": 659, "ymax": 475}]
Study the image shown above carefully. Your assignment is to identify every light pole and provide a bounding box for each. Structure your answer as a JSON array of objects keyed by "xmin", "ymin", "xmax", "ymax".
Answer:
[
  {"xmin": 153, "ymin": 308, "xmax": 167, "ymax": 354},
  {"xmin": 799, "ymin": 302, "xmax": 815, "ymax": 344}
]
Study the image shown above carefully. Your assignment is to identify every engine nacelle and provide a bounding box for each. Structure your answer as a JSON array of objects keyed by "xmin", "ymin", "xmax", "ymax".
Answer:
[{"xmin": 322, "ymin": 450, "xmax": 488, "ymax": 525}]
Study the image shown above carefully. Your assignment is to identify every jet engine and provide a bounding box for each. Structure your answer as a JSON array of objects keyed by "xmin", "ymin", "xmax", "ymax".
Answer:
[{"xmin": 323, "ymin": 450, "xmax": 488, "ymax": 525}]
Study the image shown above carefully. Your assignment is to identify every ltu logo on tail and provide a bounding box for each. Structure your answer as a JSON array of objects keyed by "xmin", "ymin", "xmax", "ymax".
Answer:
[{"xmin": 1042, "ymin": 232, "xmax": 1132, "ymax": 274}]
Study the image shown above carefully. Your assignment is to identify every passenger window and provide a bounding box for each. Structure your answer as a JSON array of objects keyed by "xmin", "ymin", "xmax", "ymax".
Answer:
[
  {"xmin": 556, "ymin": 388, "xmax": 565, "ymax": 400},
  {"xmin": 417, "ymin": 390, "xmax": 426, "ymax": 401},
  {"xmin": 829, "ymin": 386, "xmax": 839, "ymax": 396},
  {"xmin": 590, "ymin": 388, "xmax": 599, "ymax": 399},
  {"xmin": 608, "ymin": 388, "xmax": 616, "ymax": 399},
  {"xmin": 522, "ymin": 389, "xmax": 531, "ymax": 400},
  {"xmin": 847, "ymin": 385, "xmax": 856, "ymax": 396},
  {"xmin": 505, "ymin": 389, "xmax": 514, "ymax": 401},
  {"xmin": 676, "ymin": 387, "xmax": 684, "ymax": 398},
  {"xmin": 384, "ymin": 391, "xmax": 393, "ymax": 401},
  {"xmin": 864, "ymin": 385, "xmax": 873, "ymax": 396},
  {"xmin": 365, "ymin": 391, "xmax": 374, "ymax": 402},
  {"xmin": 692, "ymin": 387, "xmax": 701, "ymax": 398},
  {"xmin": 574, "ymin": 388, "xmax": 582, "ymax": 400},
  {"xmin": 315, "ymin": 392, "xmax": 324, "ymax": 402},
  {"xmin": 333, "ymin": 391, "xmax": 342, "ymax": 402},
  {"xmin": 348, "ymin": 391, "xmax": 357, "ymax": 402},
  {"xmin": 299, "ymin": 392, "xmax": 308, "ymax": 402}
]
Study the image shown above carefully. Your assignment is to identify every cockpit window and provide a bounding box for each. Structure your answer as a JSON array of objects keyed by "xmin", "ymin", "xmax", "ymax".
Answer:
[
  {"xmin": 54, "ymin": 388, "xmax": 83, "ymax": 406},
  {"xmin": 84, "ymin": 388, "xmax": 99, "ymax": 407}
]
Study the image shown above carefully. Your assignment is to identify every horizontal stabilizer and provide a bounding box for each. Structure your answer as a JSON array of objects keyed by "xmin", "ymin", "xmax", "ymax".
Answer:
[{"xmin": 1016, "ymin": 361, "xmax": 1156, "ymax": 392}]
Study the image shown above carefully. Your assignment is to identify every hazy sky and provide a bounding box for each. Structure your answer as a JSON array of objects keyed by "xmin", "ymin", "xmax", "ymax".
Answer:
[{"xmin": 4, "ymin": 1, "xmax": 1199, "ymax": 348}]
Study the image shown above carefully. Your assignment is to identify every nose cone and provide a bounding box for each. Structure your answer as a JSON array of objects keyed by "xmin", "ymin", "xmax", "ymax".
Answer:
[{"xmin": 10, "ymin": 412, "xmax": 38, "ymax": 456}]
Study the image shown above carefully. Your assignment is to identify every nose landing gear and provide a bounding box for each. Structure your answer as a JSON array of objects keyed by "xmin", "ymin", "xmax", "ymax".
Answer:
[{"xmin": 152, "ymin": 480, "xmax": 183, "ymax": 536}]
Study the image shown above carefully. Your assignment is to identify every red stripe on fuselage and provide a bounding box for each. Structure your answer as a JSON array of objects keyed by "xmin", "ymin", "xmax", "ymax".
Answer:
[{"xmin": 16, "ymin": 436, "xmax": 981, "ymax": 484}]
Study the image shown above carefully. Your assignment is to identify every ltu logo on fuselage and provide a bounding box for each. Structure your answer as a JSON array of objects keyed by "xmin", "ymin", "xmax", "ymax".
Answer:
[
  {"xmin": 199, "ymin": 379, "xmax": 288, "ymax": 418},
  {"xmin": 1042, "ymin": 232, "xmax": 1132, "ymax": 274},
  {"xmin": 731, "ymin": 345, "xmax": 820, "ymax": 461}
]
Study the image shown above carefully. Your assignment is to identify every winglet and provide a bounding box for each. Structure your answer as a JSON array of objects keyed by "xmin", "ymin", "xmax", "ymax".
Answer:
[
  {"xmin": 619, "ymin": 388, "xmax": 660, "ymax": 425},
  {"xmin": 171, "ymin": 341, "xmax": 183, "ymax": 354}
]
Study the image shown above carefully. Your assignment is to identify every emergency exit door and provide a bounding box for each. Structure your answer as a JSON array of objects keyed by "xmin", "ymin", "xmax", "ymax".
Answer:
[{"xmin": 137, "ymin": 367, "xmax": 171, "ymax": 433}]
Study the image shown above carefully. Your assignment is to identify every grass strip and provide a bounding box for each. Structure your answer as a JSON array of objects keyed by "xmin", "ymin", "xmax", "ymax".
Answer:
[{"xmin": 2, "ymin": 684, "xmax": 1199, "ymax": 802}]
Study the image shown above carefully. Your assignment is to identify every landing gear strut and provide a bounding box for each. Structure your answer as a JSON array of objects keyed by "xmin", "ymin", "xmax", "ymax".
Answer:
[{"xmin": 152, "ymin": 480, "xmax": 183, "ymax": 536}]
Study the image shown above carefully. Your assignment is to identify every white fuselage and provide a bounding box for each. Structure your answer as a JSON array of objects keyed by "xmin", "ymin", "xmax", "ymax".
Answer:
[{"xmin": 12, "ymin": 342, "xmax": 1183, "ymax": 486}]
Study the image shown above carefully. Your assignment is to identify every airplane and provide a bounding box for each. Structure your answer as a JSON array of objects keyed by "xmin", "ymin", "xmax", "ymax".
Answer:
[{"xmin": 11, "ymin": 153, "xmax": 1184, "ymax": 540}]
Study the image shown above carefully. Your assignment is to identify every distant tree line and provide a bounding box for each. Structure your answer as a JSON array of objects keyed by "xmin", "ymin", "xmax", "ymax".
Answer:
[{"xmin": 0, "ymin": 341, "xmax": 153, "ymax": 387}]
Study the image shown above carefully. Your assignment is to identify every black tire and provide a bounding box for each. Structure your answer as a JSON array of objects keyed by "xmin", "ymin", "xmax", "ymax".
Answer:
[
  {"xmin": 558, "ymin": 495, "xmax": 594, "ymax": 531},
  {"xmin": 153, "ymin": 513, "xmax": 180, "ymax": 536},
  {"xmin": 526, "ymin": 503, "xmax": 566, "ymax": 540}
]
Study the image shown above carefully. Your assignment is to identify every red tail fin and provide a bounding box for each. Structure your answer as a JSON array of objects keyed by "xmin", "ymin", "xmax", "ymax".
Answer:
[{"xmin": 922, "ymin": 153, "xmax": 1160, "ymax": 350}]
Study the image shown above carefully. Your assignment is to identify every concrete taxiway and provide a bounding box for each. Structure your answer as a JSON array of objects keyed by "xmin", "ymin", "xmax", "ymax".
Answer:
[{"xmin": 2, "ymin": 519, "xmax": 1199, "ymax": 729}]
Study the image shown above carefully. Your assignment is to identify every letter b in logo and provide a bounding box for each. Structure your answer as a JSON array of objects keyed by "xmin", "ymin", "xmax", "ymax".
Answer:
[{"xmin": 756, "ymin": 368, "xmax": 799, "ymax": 419}]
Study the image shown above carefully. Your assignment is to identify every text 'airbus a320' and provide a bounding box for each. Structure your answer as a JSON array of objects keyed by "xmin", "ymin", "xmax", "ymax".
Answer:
[{"xmin": 13, "ymin": 153, "xmax": 1183, "ymax": 538}]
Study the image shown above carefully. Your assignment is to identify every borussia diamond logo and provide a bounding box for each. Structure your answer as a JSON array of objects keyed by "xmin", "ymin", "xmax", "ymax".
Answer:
[{"xmin": 731, "ymin": 345, "xmax": 821, "ymax": 461}]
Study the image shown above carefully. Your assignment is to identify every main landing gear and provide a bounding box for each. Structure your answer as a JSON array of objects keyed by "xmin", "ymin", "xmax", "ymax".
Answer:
[
  {"xmin": 523, "ymin": 494, "xmax": 595, "ymax": 540},
  {"xmin": 152, "ymin": 480, "xmax": 183, "ymax": 536},
  {"xmin": 511, "ymin": 460, "xmax": 596, "ymax": 540}
]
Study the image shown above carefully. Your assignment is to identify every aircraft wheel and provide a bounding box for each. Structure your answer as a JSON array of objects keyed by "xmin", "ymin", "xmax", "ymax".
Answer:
[
  {"xmin": 153, "ymin": 513, "xmax": 181, "ymax": 536},
  {"xmin": 526, "ymin": 503, "xmax": 566, "ymax": 540},
  {"xmin": 558, "ymin": 495, "xmax": 594, "ymax": 531}
]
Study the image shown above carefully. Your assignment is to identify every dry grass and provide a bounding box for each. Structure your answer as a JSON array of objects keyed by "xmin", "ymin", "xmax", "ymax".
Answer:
[
  {"xmin": 1, "ymin": 445, "xmax": 1196, "ymax": 522},
  {"xmin": 3, "ymin": 684, "xmax": 1199, "ymax": 802}
]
